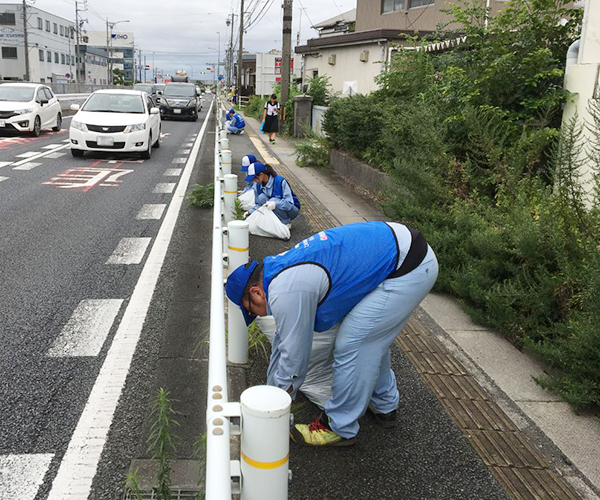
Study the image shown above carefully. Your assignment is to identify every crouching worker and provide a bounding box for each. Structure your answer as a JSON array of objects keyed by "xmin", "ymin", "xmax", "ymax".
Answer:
[
  {"xmin": 225, "ymin": 221, "xmax": 439, "ymax": 447},
  {"xmin": 239, "ymin": 154, "xmax": 258, "ymax": 193},
  {"xmin": 226, "ymin": 108, "xmax": 246, "ymax": 134},
  {"xmin": 246, "ymin": 162, "xmax": 300, "ymax": 226}
]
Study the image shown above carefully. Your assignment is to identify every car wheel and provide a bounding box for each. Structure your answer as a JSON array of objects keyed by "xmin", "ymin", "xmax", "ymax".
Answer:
[
  {"xmin": 153, "ymin": 127, "xmax": 161, "ymax": 149},
  {"xmin": 141, "ymin": 133, "xmax": 152, "ymax": 159},
  {"xmin": 32, "ymin": 116, "xmax": 41, "ymax": 137},
  {"xmin": 52, "ymin": 113, "xmax": 62, "ymax": 132},
  {"xmin": 71, "ymin": 148, "xmax": 84, "ymax": 157}
]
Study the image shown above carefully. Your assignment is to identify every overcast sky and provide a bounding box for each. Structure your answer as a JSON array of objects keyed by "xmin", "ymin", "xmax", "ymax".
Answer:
[{"xmin": 22, "ymin": 0, "xmax": 356, "ymax": 81}]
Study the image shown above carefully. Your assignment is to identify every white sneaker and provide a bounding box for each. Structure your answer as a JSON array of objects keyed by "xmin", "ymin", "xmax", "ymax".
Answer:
[
  {"xmin": 239, "ymin": 130, "xmax": 245, "ymax": 135},
  {"xmin": 286, "ymin": 223, "xmax": 292, "ymax": 230}
]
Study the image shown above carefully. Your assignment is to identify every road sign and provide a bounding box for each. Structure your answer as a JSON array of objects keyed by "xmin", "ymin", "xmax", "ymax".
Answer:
[{"xmin": 65, "ymin": 73, "xmax": 71, "ymax": 78}]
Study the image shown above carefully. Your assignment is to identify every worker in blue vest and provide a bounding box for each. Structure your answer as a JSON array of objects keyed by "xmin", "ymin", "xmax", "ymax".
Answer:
[
  {"xmin": 245, "ymin": 162, "xmax": 300, "ymax": 225},
  {"xmin": 239, "ymin": 154, "xmax": 258, "ymax": 193},
  {"xmin": 226, "ymin": 108, "xmax": 246, "ymax": 134},
  {"xmin": 225, "ymin": 221, "xmax": 438, "ymax": 446}
]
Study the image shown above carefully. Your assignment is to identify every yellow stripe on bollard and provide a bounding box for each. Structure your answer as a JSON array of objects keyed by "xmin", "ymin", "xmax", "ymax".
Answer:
[
  {"xmin": 228, "ymin": 246, "xmax": 249, "ymax": 252},
  {"xmin": 241, "ymin": 452, "xmax": 288, "ymax": 470},
  {"xmin": 224, "ymin": 190, "xmax": 237, "ymax": 194}
]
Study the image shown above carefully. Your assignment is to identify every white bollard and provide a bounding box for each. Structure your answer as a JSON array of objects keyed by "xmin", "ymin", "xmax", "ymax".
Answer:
[
  {"xmin": 220, "ymin": 137, "xmax": 230, "ymax": 150},
  {"xmin": 220, "ymin": 129, "xmax": 228, "ymax": 141},
  {"xmin": 223, "ymin": 174, "xmax": 238, "ymax": 224},
  {"xmin": 240, "ymin": 386, "xmax": 291, "ymax": 500},
  {"xmin": 221, "ymin": 149, "xmax": 232, "ymax": 176},
  {"xmin": 228, "ymin": 219, "xmax": 249, "ymax": 364}
]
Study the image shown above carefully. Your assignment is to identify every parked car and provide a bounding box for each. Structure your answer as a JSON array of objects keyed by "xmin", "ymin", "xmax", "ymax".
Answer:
[
  {"xmin": 69, "ymin": 89, "xmax": 161, "ymax": 159},
  {"xmin": 160, "ymin": 83, "xmax": 200, "ymax": 121},
  {"xmin": 0, "ymin": 83, "xmax": 62, "ymax": 136}
]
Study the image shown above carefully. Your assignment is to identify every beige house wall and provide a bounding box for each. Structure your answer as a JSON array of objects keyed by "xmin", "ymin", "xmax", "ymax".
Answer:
[
  {"xmin": 356, "ymin": 0, "xmax": 507, "ymax": 32},
  {"xmin": 302, "ymin": 42, "xmax": 387, "ymax": 96}
]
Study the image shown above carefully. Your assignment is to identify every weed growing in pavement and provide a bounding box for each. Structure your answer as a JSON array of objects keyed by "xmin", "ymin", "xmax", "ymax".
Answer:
[
  {"xmin": 186, "ymin": 184, "xmax": 214, "ymax": 208},
  {"xmin": 233, "ymin": 199, "xmax": 246, "ymax": 221},
  {"xmin": 294, "ymin": 127, "xmax": 330, "ymax": 169},
  {"xmin": 124, "ymin": 468, "xmax": 143, "ymax": 500},
  {"xmin": 193, "ymin": 433, "xmax": 208, "ymax": 498},
  {"xmin": 248, "ymin": 321, "xmax": 269, "ymax": 359},
  {"xmin": 147, "ymin": 388, "xmax": 180, "ymax": 500}
]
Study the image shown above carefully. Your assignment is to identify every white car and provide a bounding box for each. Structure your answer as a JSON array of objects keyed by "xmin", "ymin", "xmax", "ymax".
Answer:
[
  {"xmin": 0, "ymin": 83, "xmax": 62, "ymax": 136},
  {"xmin": 69, "ymin": 89, "xmax": 161, "ymax": 159}
]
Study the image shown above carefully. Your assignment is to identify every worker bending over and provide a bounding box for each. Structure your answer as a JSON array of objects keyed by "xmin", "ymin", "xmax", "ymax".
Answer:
[{"xmin": 226, "ymin": 108, "xmax": 246, "ymax": 134}]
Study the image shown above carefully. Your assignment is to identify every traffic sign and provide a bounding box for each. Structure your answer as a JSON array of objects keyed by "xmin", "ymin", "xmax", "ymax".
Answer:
[{"xmin": 65, "ymin": 73, "xmax": 71, "ymax": 78}]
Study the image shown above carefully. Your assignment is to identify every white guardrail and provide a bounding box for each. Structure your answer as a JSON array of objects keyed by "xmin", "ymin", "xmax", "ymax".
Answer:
[{"xmin": 205, "ymin": 103, "xmax": 292, "ymax": 500}]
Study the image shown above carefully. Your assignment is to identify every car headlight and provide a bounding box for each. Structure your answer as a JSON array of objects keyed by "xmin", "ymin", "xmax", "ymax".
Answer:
[
  {"xmin": 124, "ymin": 123, "xmax": 146, "ymax": 133},
  {"xmin": 70, "ymin": 120, "xmax": 87, "ymax": 131},
  {"xmin": 188, "ymin": 100, "xmax": 196, "ymax": 106},
  {"xmin": 15, "ymin": 108, "xmax": 34, "ymax": 115}
]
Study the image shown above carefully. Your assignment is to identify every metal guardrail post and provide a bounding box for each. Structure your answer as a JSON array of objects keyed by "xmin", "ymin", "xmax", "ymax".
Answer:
[
  {"xmin": 240, "ymin": 386, "xmax": 292, "ymax": 500},
  {"xmin": 227, "ymin": 219, "xmax": 249, "ymax": 364}
]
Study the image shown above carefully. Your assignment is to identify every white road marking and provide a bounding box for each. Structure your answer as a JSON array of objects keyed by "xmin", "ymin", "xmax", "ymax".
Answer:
[
  {"xmin": 11, "ymin": 144, "xmax": 70, "ymax": 167},
  {"xmin": 0, "ymin": 176, "xmax": 8, "ymax": 183},
  {"xmin": 177, "ymin": 149, "xmax": 191, "ymax": 155},
  {"xmin": 47, "ymin": 299, "xmax": 124, "ymax": 357},
  {"xmin": 13, "ymin": 162, "xmax": 42, "ymax": 171},
  {"xmin": 184, "ymin": 142, "xmax": 194, "ymax": 147},
  {"xmin": 153, "ymin": 183, "xmax": 176, "ymax": 194},
  {"xmin": 106, "ymin": 237, "xmax": 152, "ymax": 265},
  {"xmin": 136, "ymin": 204, "xmax": 167, "ymax": 220},
  {"xmin": 0, "ymin": 161, "xmax": 13, "ymax": 169},
  {"xmin": 15, "ymin": 151, "xmax": 41, "ymax": 158},
  {"xmin": 44, "ymin": 152, "xmax": 67, "ymax": 159},
  {"xmin": 46, "ymin": 100, "xmax": 214, "ymax": 500},
  {"xmin": 164, "ymin": 168, "xmax": 182, "ymax": 176},
  {"xmin": 0, "ymin": 454, "xmax": 54, "ymax": 500},
  {"xmin": 172, "ymin": 157, "xmax": 186, "ymax": 164},
  {"xmin": 41, "ymin": 144, "xmax": 64, "ymax": 150},
  {"xmin": 108, "ymin": 160, "xmax": 117, "ymax": 164}
]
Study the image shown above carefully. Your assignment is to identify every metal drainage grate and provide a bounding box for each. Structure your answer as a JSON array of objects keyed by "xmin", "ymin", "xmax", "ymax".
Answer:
[{"xmin": 123, "ymin": 489, "xmax": 203, "ymax": 500}]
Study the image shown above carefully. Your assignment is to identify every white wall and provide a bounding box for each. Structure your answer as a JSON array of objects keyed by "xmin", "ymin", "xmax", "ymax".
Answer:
[
  {"xmin": 301, "ymin": 42, "xmax": 386, "ymax": 95},
  {"xmin": 255, "ymin": 51, "xmax": 301, "ymax": 96}
]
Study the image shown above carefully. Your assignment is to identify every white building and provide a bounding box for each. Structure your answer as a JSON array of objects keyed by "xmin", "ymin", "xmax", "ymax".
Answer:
[
  {"xmin": 82, "ymin": 31, "xmax": 135, "ymax": 84},
  {"xmin": 255, "ymin": 49, "xmax": 301, "ymax": 96},
  {"xmin": 0, "ymin": 3, "xmax": 76, "ymax": 83}
]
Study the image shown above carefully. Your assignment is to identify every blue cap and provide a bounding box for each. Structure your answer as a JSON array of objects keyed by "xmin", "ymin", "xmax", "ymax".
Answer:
[
  {"xmin": 227, "ymin": 108, "xmax": 235, "ymax": 118},
  {"xmin": 241, "ymin": 154, "xmax": 257, "ymax": 172},
  {"xmin": 225, "ymin": 261, "xmax": 259, "ymax": 325},
  {"xmin": 244, "ymin": 162, "xmax": 266, "ymax": 183}
]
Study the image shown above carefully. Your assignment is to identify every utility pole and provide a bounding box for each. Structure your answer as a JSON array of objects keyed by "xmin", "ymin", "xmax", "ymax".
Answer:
[
  {"xmin": 22, "ymin": 0, "xmax": 30, "ymax": 81},
  {"xmin": 74, "ymin": 2, "xmax": 81, "ymax": 84},
  {"xmin": 281, "ymin": 0, "xmax": 293, "ymax": 115},
  {"xmin": 237, "ymin": 0, "xmax": 244, "ymax": 96},
  {"xmin": 106, "ymin": 19, "xmax": 110, "ymax": 85},
  {"xmin": 227, "ymin": 13, "xmax": 235, "ymax": 90}
]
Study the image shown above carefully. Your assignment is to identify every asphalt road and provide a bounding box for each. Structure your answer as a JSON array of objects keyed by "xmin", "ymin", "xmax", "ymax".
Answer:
[{"xmin": 0, "ymin": 98, "xmax": 214, "ymax": 500}]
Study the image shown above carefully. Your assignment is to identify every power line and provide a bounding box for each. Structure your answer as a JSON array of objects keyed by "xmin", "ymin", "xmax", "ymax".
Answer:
[{"xmin": 246, "ymin": 0, "xmax": 277, "ymax": 31}]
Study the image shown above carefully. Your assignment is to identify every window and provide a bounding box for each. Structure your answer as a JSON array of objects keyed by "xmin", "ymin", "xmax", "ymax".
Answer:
[
  {"xmin": 61, "ymin": 53, "xmax": 65, "ymax": 64},
  {"xmin": 382, "ymin": 0, "xmax": 405, "ymax": 13},
  {"xmin": 53, "ymin": 23, "xmax": 58, "ymax": 34},
  {"xmin": 36, "ymin": 89, "xmax": 46, "ymax": 103},
  {"xmin": 47, "ymin": 50, "xmax": 51, "ymax": 62},
  {"xmin": 1, "ymin": 47, "xmax": 17, "ymax": 59},
  {"xmin": 71, "ymin": 55, "xmax": 75, "ymax": 65},
  {"xmin": 46, "ymin": 20, "xmax": 50, "ymax": 32},
  {"xmin": 54, "ymin": 52, "xmax": 59, "ymax": 63},
  {"xmin": 410, "ymin": 0, "xmax": 434, "ymax": 7},
  {"xmin": 60, "ymin": 25, "xmax": 64, "ymax": 36},
  {"xmin": 39, "ymin": 49, "xmax": 44, "ymax": 61},
  {"xmin": 37, "ymin": 17, "xmax": 43, "ymax": 30},
  {"xmin": 70, "ymin": 29, "xmax": 74, "ymax": 39},
  {"xmin": 43, "ymin": 88, "xmax": 54, "ymax": 100},
  {"xmin": 0, "ymin": 12, "xmax": 16, "ymax": 25}
]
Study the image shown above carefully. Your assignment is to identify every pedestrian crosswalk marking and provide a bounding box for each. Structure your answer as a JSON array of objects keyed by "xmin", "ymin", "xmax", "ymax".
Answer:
[
  {"xmin": 0, "ymin": 454, "xmax": 54, "ymax": 500},
  {"xmin": 47, "ymin": 299, "xmax": 124, "ymax": 357},
  {"xmin": 106, "ymin": 237, "xmax": 152, "ymax": 265}
]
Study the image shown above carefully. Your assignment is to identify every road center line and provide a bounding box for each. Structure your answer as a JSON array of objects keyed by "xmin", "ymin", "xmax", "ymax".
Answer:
[
  {"xmin": 47, "ymin": 299, "xmax": 124, "ymax": 357},
  {"xmin": 46, "ymin": 100, "xmax": 214, "ymax": 499}
]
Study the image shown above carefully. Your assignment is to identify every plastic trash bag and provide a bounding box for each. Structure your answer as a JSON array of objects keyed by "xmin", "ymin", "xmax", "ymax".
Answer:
[
  {"xmin": 256, "ymin": 316, "xmax": 336, "ymax": 409},
  {"xmin": 238, "ymin": 190, "xmax": 255, "ymax": 211},
  {"xmin": 260, "ymin": 120, "xmax": 266, "ymax": 134},
  {"xmin": 246, "ymin": 207, "xmax": 290, "ymax": 240}
]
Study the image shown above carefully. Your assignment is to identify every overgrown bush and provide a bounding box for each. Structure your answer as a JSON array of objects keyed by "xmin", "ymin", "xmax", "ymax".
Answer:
[
  {"xmin": 324, "ymin": 0, "xmax": 600, "ymax": 409},
  {"xmin": 243, "ymin": 95, "xmax": 265, "ymax": 121},
  {"xmin": 186, "ymin": 183, "xmax": 214, "ymax": 208},
  {"xmin": 294, "ymin": 127, "xmax": 330, "ymax": 168}
]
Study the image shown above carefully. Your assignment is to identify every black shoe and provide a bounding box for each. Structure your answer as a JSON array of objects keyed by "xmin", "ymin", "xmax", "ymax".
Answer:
[{"xmin": 367, "ymin": 406, "xmax": 397, "ymax": 428}]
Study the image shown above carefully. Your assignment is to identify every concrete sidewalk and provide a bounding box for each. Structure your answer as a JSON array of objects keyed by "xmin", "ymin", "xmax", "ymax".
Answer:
[{"xmin": 223, "ymin": 100, "xmax": 600, "ymax": 499}]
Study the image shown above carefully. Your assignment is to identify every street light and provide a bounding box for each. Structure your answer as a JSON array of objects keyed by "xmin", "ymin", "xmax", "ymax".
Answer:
[
  {"xmin": 217, "ymin": 31, "xmax": 221, "ymax": 93},
  {"xmin": 208, "ymin": 47, "xmax": 219, "ymax": 87},
  {"xmin": 106, "ymin": 19, "xmax": 130, "ymax": 85}
]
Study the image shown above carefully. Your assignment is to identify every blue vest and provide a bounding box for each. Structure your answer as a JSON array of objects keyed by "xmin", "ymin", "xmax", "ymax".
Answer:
[
  {"xmin": 263, "ymin": 221, "xmax": 399, "ymax": 332},
  {"xmin": 272, "ymin": 175, "xmax": 301, "ymax": 209},
  {"xmin": 233, "ymin": 113, "xmax": 246, "ymax": 128}
]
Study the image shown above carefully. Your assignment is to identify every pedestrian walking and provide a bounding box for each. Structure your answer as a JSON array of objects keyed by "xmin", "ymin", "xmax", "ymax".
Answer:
[
  {"xmin": 225, "ymin": 221, "xmax": 439, "ymax": 446},
  {"xmin": 245, "ymin": 162, "xmax": 300, "ymax": 225},
  {"xmin": 262, "ymin": 94, "xmax": 280, "ymax": 144}
]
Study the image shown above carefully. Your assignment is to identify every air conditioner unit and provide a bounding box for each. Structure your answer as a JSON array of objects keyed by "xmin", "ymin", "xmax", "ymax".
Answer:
[
  {"xmin": 359, "ymin": 50, "xmax": 369, "ymax": 62},
  {"xmin": 327, "ymin": 54, "xmax": 336, "ymax": 65}
]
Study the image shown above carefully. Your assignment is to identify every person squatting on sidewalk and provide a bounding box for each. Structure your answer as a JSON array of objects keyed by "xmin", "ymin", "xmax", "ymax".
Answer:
[
  {"xmin": 226, "ymin": 221, "xmax": 439, "ymax": 446},
  {"xmin": 226, "ymin": 108, "xmax": 246, "ymax": 134},
  {"xmin": 240, "ymin": 154, "xmax": 258, "ymax": 193},
  {"xmin": 245, "ymin": 162, "xmax": 301, "ymax": 225}
]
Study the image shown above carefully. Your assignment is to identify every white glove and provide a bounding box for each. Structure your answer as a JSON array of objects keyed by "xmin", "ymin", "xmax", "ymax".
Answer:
[
  {"xmin": 243, "ymin": 211, "xmax": 249, "ymax": 219},
  {"xmin": 264, "ymin": 201, "xmax": 276, "ymax": 211}
]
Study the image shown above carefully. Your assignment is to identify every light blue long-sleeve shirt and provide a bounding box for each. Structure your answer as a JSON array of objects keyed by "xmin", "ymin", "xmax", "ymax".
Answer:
[{"xmin": 249, "ymin": 175, "xmax": 295, "ymax": 213}]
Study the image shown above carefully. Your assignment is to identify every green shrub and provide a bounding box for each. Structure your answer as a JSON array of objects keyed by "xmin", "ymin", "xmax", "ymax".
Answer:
[
  {"xmin": 294, "ymin": 128, "xmax": 330, "ymax": 168},
  {"xmin": 186, "ymin": 183, "xmax": 214, "ymax": 208},
  {"xmin": 243, "ymin": 95, "xmax": 265, "ymax": 121},
  {"xmin": 306, "ymin": 75, "xmax": 335, "ymax": 106}
]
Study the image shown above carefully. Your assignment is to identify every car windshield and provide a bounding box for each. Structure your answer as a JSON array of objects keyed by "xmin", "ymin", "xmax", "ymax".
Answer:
[
  {"xmin": 164, "ymin": 85, "xmax": 194, "ymax": 97},
  {"xmin": 0, "ymin": 86, "xmax": 35, "ymax": 102},
  {"xmin": 82, "ymin": 93, "xmax": 145, "ymax": 114},
  {"xmin": 134, "ymin": 84, "xmax": 153, "ymax": 93},
  {"xmin": 154, "ymin": 84, "xmax": 165, "ymax": 93}
]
